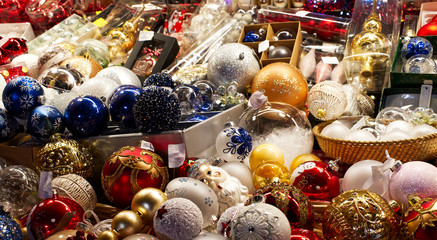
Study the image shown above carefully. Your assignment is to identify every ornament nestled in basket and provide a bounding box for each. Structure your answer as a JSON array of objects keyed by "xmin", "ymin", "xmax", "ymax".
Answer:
[
  {"xmin": 215, "ymin": 121, "xmax": 252, "ymax": 162},
  {"xmin": 307, "ymin": 81, "xmax": 347, "ymax": 121},
  {"xmin": 0, "ymin": 207, "xmax": 24, "ymax": 240},
  {"xmin": 402, "ymin": 194, "xmax": 437, "ymax": 240}
]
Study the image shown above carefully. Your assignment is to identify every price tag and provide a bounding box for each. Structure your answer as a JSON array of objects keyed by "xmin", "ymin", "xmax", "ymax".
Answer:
[
  {"xmin": 93, "ymin": 18, "xmax": 108, "ymax": 28},
  {"xmin": 139, "ymin": 31, "xmax": 154, "ymax": 41},
  {"xmin": 168, "ymin": 143, "xmax": 186, "ymax": 168},
  {"xmin": 295, "ymin": 11, "xmax": 311, "ymax": 17},
  {"xmin": 258, "ymin": 40, "xmax": 269, "ymax": 53},
  {"xmin": 321, "ymin": 56, "xmax": 339, "ymax": 65}
]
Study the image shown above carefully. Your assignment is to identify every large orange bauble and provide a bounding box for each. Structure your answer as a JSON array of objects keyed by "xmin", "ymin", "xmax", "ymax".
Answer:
[
  {"xmin": 252, "ymin": 62, "xmax": 308, "ymax": 109},
  {"xmin": 101, "ymin": 146, "xmax": 169, "ymax": 208}
]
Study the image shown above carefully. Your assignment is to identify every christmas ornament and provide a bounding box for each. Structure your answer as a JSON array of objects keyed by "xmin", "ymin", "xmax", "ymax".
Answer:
[
  {"xmin": 165, "ymin": 177, "xmax": 219, "ymax": 227},
  {"xmin": 123, "ymin": 234, "xmax": 157, "ymax": 240},
  {"xmin": 249, "ymin": 143, "xmax": 285, "ymax": 171},
  {"xmin": 307, "ymin": 81, "xmax": 347, "ymax": 121},
  {"xmin": 257, "ymin": 182, "xmax": 315, "ymax": 230},
  {"xmin": 27, "ymin": 105, "xmax": 64, "ymax": 139},
  {"xmin": 0, "ymin": 208, "xmax": 23, "ymax": 240},
  {"xmin": 173, "ymin": 84, "xmax": 202, "ymax": 118},
  {"xmin": 401, "ymin": 37, "xmax": 433, "ymax": 61},
  {"xmin": 290, "ymin": 161, "xmax": 340, "ymax": 201},
  {"xmin": 221, "ymin": 161, "xmax": 256, "ymax": 194},
  {"xmin": 0, "ymin": 165, "xmax": 39, "ymax": 218},
  {"xmin": 153, "ymin": 198, "xmax": 203, "ymax": 240},
  {"xmin": 402, "ymin": 54, "xmax": 437, "ymax": 73},
  {"xmin": 417, "ymin": 17, "xmax": 437, "ymax": 36},
  {"xmin": 38, "ymin": 65, "xmax": 85, "ymax": 93},
  {"xmin": 274, "ymin": 28, "xmax": 296, "ymax": 40},
  {"xmin": 299, "ymin": 48, "xmax": 316, "ymax": 79},
  {"xmin": 72, "ymin": 77, "xmax": 119, "ymax": 104},
  {"xmin": 207, "ymin": 43, "xmax": 260, "ymax": 93},
  {"xmin": 211, "ymin": 82, "xmax": 246, "ymax": 111},
  {"xmin": 64, "ymin": 95, "xmax": 109, "ymax": 137},
  {"xmin": 331, "ymin": 61, "xmax": 346, "ymax": 84},
  {"xmin": 95, "ymin": 66, "xmax": 141, "ymax": 88},
  {"xmin": 38, "ymin": 44, "xmax": 74, "ymax": 73},
  {"xmin": 133, "ymin": 86, "xmax": 181, "ymax": 133},
  {"xmin": 97, "ymin": 230, "xmax": 118, "ymax": 240},
  {"xmin": 315, "ymin": 61, "xmax": 332, "ymax": 83},
  {"xmin": 131, "ymin": 188, "xmax": 167, "ymax": 226},
  {"xmin": 289, "ymin": 154, "xmax": 322, "ymax": 174},
  {"xmin": 243, "ymin": 28, "xmax": 267, "ymax": 42},
  {"xmin": 25, "ymin": 0, "xmax": 74, "ymax": 31},
  {"xmin": 230, "ymin": 203, "xmax": 291, "ymax": 240},
  {"xmin": 412, "ymin": 124, "xmax": 437, "ymax": 138},
  {"xmin": 46, "ymin": 230, "xmax": 96, "ymax": 240},
  {"xmin": 0, "ymin": 109, "xmax": 19, "ymax": 142},
  {"xmin": 111, "ymin": 210, "xmax": 143, "ymax": 239},
  {"xmin": 101, "ymin": 145, "xmax": 169, "ymax": 208},
  {"xmin": 34, "ymin": 133, "xmax": 94, "ymax": 178},
  {"xmin": 193, "ymin": 233, "xmax": 226, "ymax": 239},
  {"xmin": 74, "ymin": 39, "xmax": 110, "ymax": 68},
  {"xmin": 215, "ymin": 122, "xmax": 252, "ymax": 162},
  {"xmin": 0, "ymin": 0, "xmax": 29, "ymax": 23},
  {"xmin": 12, "ymin": 54, "xmax": 39, "ymax": 78},
  {"xmin": 2, "ymin": 76, "xmax": 44, "ymax": 119},
  {"xmin": 51, "ymin": 174, "xmax": 97, "ymax": 212},
  {"xmin": 290, "ymin": 228, "xmax": 322, "ymax": 240},
  {"xmin": 193, "ymin": 80, "xmax": 215, "ymax": 111},
  {"xmin": 402, "ymin": 195, "xmax": 437, "ymax": 239},
  {"xmin": 345, "ymin": 130, "xmax": 377, "ymax": 141},
  {"xmin": 268, "ymin": 45, "xmax": 292, "ymax": 59},
  {"xmin": 252, "ymin": 62, "xmax": 308, "ymax": 109},
  {"xmin": 342, "ymin": 160, "xmax": 383, "ymax": 192},
  {"xmin": 27, "ymin": 193, "xmax": 84, "ymax": 239},
  {"xmin": 323, "ymin": 189, "xmax": 400, "ymax": 240},
  {"xmin": 0, "ymin": 37, "xmax": 27, "ymax": 65},
  {"xmin": 144, "ymin": 72, "xmax": 175, "ymax": 89},
  {"xmin": 253, "ymin": 161, "xmax": 290, "ymax": 189},
  {"xmin": 1, "ymin": 66, "xmax": 28, "ymax": 84},
  {"xmin": 108, "ymin": 85, "xmax": 144, "ymax": 130},
  {"xmin": 217, "ymin": 205, "xmax": 244, "ymax": 236},
  {"xmin": 61, "ymin": 56, "xmax": 103, "ymax": 79}
]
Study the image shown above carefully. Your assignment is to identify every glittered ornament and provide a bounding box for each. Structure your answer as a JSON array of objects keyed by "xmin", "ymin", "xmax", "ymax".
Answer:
[
  {"xmin": 173, "ymin": 84, "xmax": 202, "ymax": 118},
  {"xmin": 307, "ymin": 81, "xmax": 347, "ymax": 121},
  {"xmin": 38, "ymin": 65, "xmax": 84, "ymax": 93},
  {"xmin": 25, "ymin": 0, "xmax": 73, "ymax": 31},
  {"xmin": 217, "ymin": 205, "xmax": 244, "ymax": 236},
  {"xmin": 215, "ymin": 121, "xmax": 252, "ymax": 162},
  {"xmin": 133, "ymin": 86, "xmax": 181, "ymax": 133},
  {"xmin": 143, "ymin": 72, "xmax": 175, "ymax": 88},
  {"xmin": 95, "ymin": 66, "xmax": 141, "ymax": 88},
  {"xmin": 0, "ymin": 109, "xmax": 19, "ymax": 142},
  {"xmin": 249, "ymin": 143, "xmax": 285, "ymax": 171},
  {"xmin": 268, "ymin": 45, "xmax": 292, "ymax": 59},
  {"xmin": 0, "ymin": 0, "xmax": 29, "ymax": 23},
  {"xmin": 402, "ymin": 195, "xmax": 437, "ymax": 240},
  {"xmin": 252, "ymin": 62, "xmax": 308, "ymax": 109},
  {"xmin": 51, "ymin": 174, "xmax": 97, "ymax": 212},
  {"xmin": 27, "ymin": 105, "xmax": 64, "ymax": 139},
  {"xmin": 131, "ymin": 188, "xmax": 167, "ymax": 226},
  {"xmin": 61, "ymin": 56, "xmax": 103, "ymax": 79},
  {"xmin": 153, "ymin": 198, "xmax": 203, "ymax": 240},
  {"xmin": 256, "ymin": 182, "xmax": 315, "ymax": 230},
  {"xmin": 74, "ymin": 39, "xmax": 110, "ymax": 68},
  {"xmin": 72, "ymin": 77, "xmax": 119, "ymax": 105},
  {"xmin": 290, "ymin": 228, "xmax": 322, "ymax": 240},
  {"xmin": 323, "ymin": 189, "xmax": 400, "ymax": 240},
  {"xmin": 253, "ymin": 161, "xmax": 290, "ymax": 189},
  {"xmin": 34, "ymin": 133, "xmax": 94, "ymax": 178},
  {"xmin": 108, "ymin": 85, "xmax": 144, "ymax": 130},
  {"xmin": 0, "ymin": 208, "xmax": 23, "ymax": 240},
  {"xmin": 64, "ymin": 95, "xmax": 109, "ymax": 137},
  {"xmin": 402, "ymin": 54, "xmax": 437, "ymax": 73},
  {"xmin": 2, "ymin": 76, "xmax": 44, "ymax": 119},
  {"xmin": 101, "ymin": 145, "xmax": 169, "ymax": 208},
  {"xmin": 207, "ymin": 43, "xmax": 260, "ymax": 92},
  {"xmin": 27, "ymin": 194, "xmax": 84, "ymax": 239},
  {"xmin": 401, "ymin": 37, "xmax": 433, "ymax": 61}
]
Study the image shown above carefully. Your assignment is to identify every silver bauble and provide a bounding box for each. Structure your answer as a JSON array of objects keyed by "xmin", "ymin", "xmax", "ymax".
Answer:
[{"xmin": 38, "ymin": 65, "xmax": 85, "ymax": 93}]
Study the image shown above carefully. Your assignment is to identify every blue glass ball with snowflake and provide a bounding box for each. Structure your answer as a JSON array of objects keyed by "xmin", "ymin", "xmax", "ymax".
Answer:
[
  {"xmin": 401, "ymin": 37, "xmax": 433, "ymax": 61},
  {"xmin": 27, "ymin": 105, "xmax": 64, "ymax": 140},
  {"xmin": 2, "ymin": 76, "xmax": 45, "ymax": 119},
  {"xmin": 215, "ymin": 122, "xmax": 252, "ymax": 162},
  {"xmin": 109, "ymin": 85, "xmax": 144, "ymax": 131},
  {"xmin": 0, "ymin": 109, "xmax": 19, "ymax": 142},
  {"xmin": 0, "ymin": 207, "xmax": 23, "ymax": 240}
]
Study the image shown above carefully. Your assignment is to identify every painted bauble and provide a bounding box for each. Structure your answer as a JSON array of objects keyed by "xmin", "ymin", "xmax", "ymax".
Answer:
[
  {"xmin": 290, "ymin": 228, "xmax": 322, "ymax": 240},
  {"xmin": 27, "ymin": 194, "xmax": 84, "ymax": 239},
  {"xmin": 256, "ymin": 182, "xmax": 315, "ymax": 230},
  {"xmin": 290, "ymin": 161, "xmax": 340, "ymax": 201},
  {"xmin": 153, "ymin": 198, "xmax": 203, "ymax": 240},
  {"xmin": 323, "ymin": 189, "xmax": 400, "ymax": 240},
  {"xmin": 207, "ymin": 43, "xmax": 260, "ymax": 92},
  {"xmin": 165, "ymin": 177, "xmax": 219, "ymax": 228},
  {"xmin": 74, "ymin": 39, "xmax": 110, "ymax": 68},
  {"xmin": 0, "ymin": 208, "xmax": 23, "ymax": 240},
  {"xmin": 307, "ymin": 81, "xmax": 347, "ymax": 121},
  {"xmin": 290, "ymin": 154, "xmax": 321, "ymax": 174},
  {"xmin": 95, "ymin": 66, "xmax": 141, "ymax": 88},
  {"xmin": 230, "ymin": 203, "xmax": 291, "ymax": 240},
  {"xmin": 64, "ymin": 95, "xmax": 109, "ymax": 137},
  {"xmin": 27, "ymin": 105, "xmax": 64, "ymax": 139},
  {"xmin": 143, "ymin": 72, "xmax": 175, "ymax": 88},
  {"xmin": 342, "ymin": 160, "xmax": 383, "ymax": 192},
  {"xmin": 215, "ymin": 122, "xmax": 252, "ymax": 162},
  {"xmin": 123, "ymin": 234, "xmax": 158, "ymax": 240},
  {"xmin": 320, "ymin": 121, "xmax": 351, "ymax": 140},
  {"xmin": 401, "ymin": 37, "xmax": 433, "ymax": 61},
  {"xmin": 111, "ymin": 210, "xmax": 143, "ymax": 239},
  {"xmin": 173, "ymin": 84, "xmax": 202, "ymax": 118},
  {"xmin": 38, "ymin": 65, "xmax": 84, "ymax": 93},
  {"xmin": 2, "ymin": 76, "xmax": 44, "ymax": 119},
  {"xmin": 193, "ymin": 233, "xmax": 226, "ymax": 239},
  {"xmin": 34, "ymin": 133, "xmax": 94, "ymax": 178},
  {"xmin": 51, "ymin": 174, "xmax": 97, "ymax": 212},
  {"xmin": 402, "ymin": 195, "xmax": 437, "ymax": 240},
  {"xmin": 0, "ymin": 109, "xmax": 19, "ymax": 142},
  {"xmin": 108, "ymin": 85, "xmax": 144, "ymax": 130},
  {"xmin": 389, "ymin": 161, "xmax": 437, "ymax": 209},
  {"xmin": 61, "ymin": 56, "xmax": 102, "ymax": 79},
  {"xmin": 253, "ymin": 161, "xmax": 290, "ymax": 189},
  {"xmin": 221, "ymin": 161, "xmax": 256, "ymax": 194},
  {"xmin": 131, "ymin": 188, "xmax": 168, "ymax": 226},
  {"xmin": 249, "ymin": 143, "xmax": 285, "ymax": 171},
  {"xmin": 101, "ymin": 145, "xmax": 169, "ymax": 208},
  {"xmin": 252, "ymin": 62, "xmax": 308, "ymax": 109}
]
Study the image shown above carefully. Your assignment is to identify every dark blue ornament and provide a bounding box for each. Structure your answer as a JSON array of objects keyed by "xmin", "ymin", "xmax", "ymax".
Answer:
[
  {"xmin": 109, "ymin": 85, "xmax": 144, "ymax": 130},
  {"xmin": 243, "ymin": 28, "xmax": 266, "ymax": 43},
  {"xmin": 0, "ymin": 208, "xmax": 23, "ymax": 240},
  {"xmin": 27, "ymin": 106, "xmax": 64, "ymax": 140},
  {"xmin": 143, "ymin": 72, "xmax": 175, "ymax": 88},
  {"xmin": 64, "ymin": 95, "xmax": 109, "ymax": 137},
  {"xmin": 401, "ymin": 37, "xmax": 433, "ymax": 61},
  {"xmin": 133, "ymin": 86, "xmax": 181, "ymax": 133},
  {"xmin": 0, "ymin": 109, "xmax": 19, "ymax": 142},
  {"xmin": 2, "ymin": 76, "xmax": 44, "ymax": 119}
]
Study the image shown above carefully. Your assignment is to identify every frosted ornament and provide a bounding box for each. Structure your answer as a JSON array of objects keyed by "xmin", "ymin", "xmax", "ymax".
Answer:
[
  {"xmin": 307, "ymin": 81, "xmax": 347, "ymax": 121},
  {"xmin": 71, "ymin": 76, "xmax": 120, "ymax": 105},
  {"xmin": 342, "ymin": 160, "xmax": 383, "ymax": 192},
  {"xmin": 412, "ymin": 124, "xmax": 437, "ymax": 138},
  {"xmin": 299, "ymin": 48, "xmax": 316, "ymax": 79}
]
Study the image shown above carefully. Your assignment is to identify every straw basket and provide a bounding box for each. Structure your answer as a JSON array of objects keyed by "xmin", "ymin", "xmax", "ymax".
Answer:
[{"xmin": 313, "ymin": 121, "xmax": 437, "ymax": 164}]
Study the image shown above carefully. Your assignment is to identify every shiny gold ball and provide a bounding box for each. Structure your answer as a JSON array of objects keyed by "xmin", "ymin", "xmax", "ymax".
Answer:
[
  {"xmin": 290, "ymin": 153, "xmax": 321, "ymax": 173},
  {"xmin": 98, "ymin": 230, "xmax": 119, "ymax": 240},
  {"xmin": 61, "ymin": 56, "xmax": 103, "ymax": 79},
  {"xmin": 131, "ymin": 188, "xmax": 167, "ymax": 226},
  {"xmin": 112, "ymin": 210, "xmax": 144, "ymax": 239},
  {"xmin": 249, "ymin": 143, "xmax": 285, "ymax": 171}
]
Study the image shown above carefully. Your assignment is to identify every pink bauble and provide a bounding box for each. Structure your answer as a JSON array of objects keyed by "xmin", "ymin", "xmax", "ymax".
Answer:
[{"xmin": 389, "ymin": 161, "xmax": 437, "ymax": 209}]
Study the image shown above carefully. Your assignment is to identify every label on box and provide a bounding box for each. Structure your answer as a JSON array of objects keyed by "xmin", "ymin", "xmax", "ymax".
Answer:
[
  {"xmin": 295, "ymin": 11, "xmax": 311, "ymax": 17},
  {"xmin": 258, "ymin": 40, "xmax": 269, "ymax": 53},
  {"xmin": 321, "ymin": 42, "xmax": 338, "ymax": 53},
  {"xmin": 93, "ymin": 18, "xmax": 108, "ymax": 27},
  {"xmin": 168, "ymin": 143, "xmax": 186, "ymax": 168},
  {"xmin": 321, "ymin": 56, "xmax": 339, "ymax": 65},
  {"xmin": 139, "ymin": 31, "xmax": 154, "ymax": 41}
]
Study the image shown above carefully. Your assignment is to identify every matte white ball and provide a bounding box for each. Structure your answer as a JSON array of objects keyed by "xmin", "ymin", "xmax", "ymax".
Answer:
[
  {"xmin": 412, "ymin": 124, "xmax": 437, "ymax": 138},
  {"xmin": 321, "ymin": 122, "xmax": 350, "ymax": 139},
  {"xmin": 385, "ymin": 120, "xmax": 413, "ymax": 134},
  {"xmin": 221, "ymin": 162, "xmax": 255, "ymax": 194},
  {"xmin": 380, "ymin": 131, "xmax": 411, "ymax": 141},
  {"xmin": 95, "ymin": 66, "xmax": 141, "ymax": 88},
  {"xmin": 344, "ymin": 130, "xmax": 377, "ymax": 141},
  {"xmin": 193, "ymin": 233, "xmax": 226, "ymax": 240},
  {"xmin": 165, "ymin": 177, "xmax": 219, "ymax": 228},
  {"xmin": 71, "ymin": 76, "xmax": 120, "ymax": 105},
  {"xmin": 342, "ymin": 160, "xmax": 383, "ymax": 192}
]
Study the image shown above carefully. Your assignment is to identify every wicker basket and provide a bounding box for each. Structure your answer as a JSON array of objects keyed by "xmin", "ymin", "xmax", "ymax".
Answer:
[{"xmin": 313, "ymin": 121, "xmax": 437, "ymax": 164}]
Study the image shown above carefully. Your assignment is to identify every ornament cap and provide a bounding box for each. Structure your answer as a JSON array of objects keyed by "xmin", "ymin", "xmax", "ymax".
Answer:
[
  {"xmin": 224, "ymin": 121, "xmax": 236, "ymax": 128},
  {"xmin": 408, "ymin": 195, "xmax": 423, "ymax": 207},
  {"xmin": 389, "ymin": 200, "xmax": 403, "ymax": 220}
]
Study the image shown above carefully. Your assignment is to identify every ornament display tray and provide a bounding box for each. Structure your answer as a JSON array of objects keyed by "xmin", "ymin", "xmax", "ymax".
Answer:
[{"xmin": 380, "ymin": 87, "xmax": 437, "ymax": 112}]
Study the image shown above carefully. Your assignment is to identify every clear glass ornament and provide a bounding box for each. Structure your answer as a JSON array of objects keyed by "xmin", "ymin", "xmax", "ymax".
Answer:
[
  {"xmin": 375, "ymin": 107, "xmax": 410, "ymax": 133},
  {"xmin": 194, "ymin": 80, "xmax": 216, "ymax": 111},
  {"xmin": 173, "ymin": 84, "xmax": 202, "ymax": 118},
  {"xmin": 402, "ymin": 54, "xmax": 437, "ymax": 73}
]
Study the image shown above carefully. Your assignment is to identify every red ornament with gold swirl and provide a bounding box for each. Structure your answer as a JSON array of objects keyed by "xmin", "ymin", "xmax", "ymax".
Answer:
[{"xmin": 402, "ymin": 195, "xmax": 437, "ymax": 240}]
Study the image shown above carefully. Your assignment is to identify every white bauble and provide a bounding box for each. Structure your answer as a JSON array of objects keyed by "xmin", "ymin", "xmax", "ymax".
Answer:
[
  {"xmin": 344, "ymin": 130, "xmax": 377, "ymax": 141},
  {"xmin": 221, "ymin": 162, "xmax": 255, "ymax": 194},
  {"xmin": 342, "ymin": 160, "xmax": 383, "ymax": 192},
  {"xmin": 321, "ymin": 122, "xmax": 351, "ymax": 139},
  {"xmin": 412, "ymin": 124, "xmax": 437, "ymax": 138},
  {"xmin": 95, "ymin": 66, "xmax": 141, "ymax": 88}
]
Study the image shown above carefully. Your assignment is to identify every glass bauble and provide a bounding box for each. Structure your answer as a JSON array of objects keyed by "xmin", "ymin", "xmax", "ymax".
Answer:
[
  {"xmin": 74, "ymin": 39, "xmax": 110, "ymax": 68},
  {"xmin": 38, "ymin": 65, "xmax": 84, "ymax": 93},
  {"xmin": 401, "ymin": 37, "xmax": 433, "ymax": 61},
  {"xmin": 402, "ymin": 54, "xmax": 437, "ymax": 74}
]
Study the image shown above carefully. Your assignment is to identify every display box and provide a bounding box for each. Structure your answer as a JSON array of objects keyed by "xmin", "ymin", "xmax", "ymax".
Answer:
[
  {"xmin": 379, "ymin": 87, "xmax": 437, "ymax": 112},
  {"xmin": 0, "ymin": 22, "xmax": 35, "ymax": 41}
]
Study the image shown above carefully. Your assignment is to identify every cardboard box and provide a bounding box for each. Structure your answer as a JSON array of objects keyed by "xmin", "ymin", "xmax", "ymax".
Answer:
[{"xmin": 416, "ymin": 2, "xmax": 437, "ymax": 33}]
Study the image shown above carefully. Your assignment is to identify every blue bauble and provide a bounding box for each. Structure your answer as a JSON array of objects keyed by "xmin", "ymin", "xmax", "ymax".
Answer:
[
  {"xmin": 401, "ymin": 37, "xmax": 433, "ymax": 61},
  {"xmin": 173, "ymin": 84, "xmax": 202, "ymax": 118},
  {"xmin": 0, "ymin": 208, "xmax": 23, "ymax": 240},
  {"xmin": 2, "ymin": 76, "xmax": 44, "ymax": 119},
  {"xmin": 243, "ymin": 29, "xmax": 266, "ymax": 43},
  {"xmin": 215, "ymin": 122, "xmax": 252, "ymax": 162},
  {"xmin": 27, "ymin": 106, "xmax": 64, "ymax": 139},
  {"xmin": 64, "ymin": 95, "xmax": 109, "ymax": 137},
  {"xmin": 0, "ymin": 109, "xmax": 19, "ymax": 142},
  {"xmin": 109, "ymin": 85, "xmax": 144, "ymax": 130},
  {"xmin": 143, "ymin": 72, "xmax": 175, "ymax": 88}
]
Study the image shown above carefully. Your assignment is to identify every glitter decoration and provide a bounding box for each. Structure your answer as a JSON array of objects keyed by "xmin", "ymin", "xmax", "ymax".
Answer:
[
  {"xmin": 307, "ymin": 81, "xmax": 347, "ymax": 121},
  {"xmin": 401, "ymin": 37, "xmax": 433, "ymax": 61},
  {"xmin": 133, "ymin": 86, "xmax": 181, "ymax": 133},
  {"xmin": 143, "ymin": 72, "xmax": 176, "ymax": 89},
  {"xmin": 0, "ymin": 208, "xmax": 23, "ymax": 240},
  {"xmin": 71, "ymin": 76, "xmax": 120, "ymax": 105},
  {"xmin": 95, "ymin": 66, "xmax": 141, "ymax": 88}
]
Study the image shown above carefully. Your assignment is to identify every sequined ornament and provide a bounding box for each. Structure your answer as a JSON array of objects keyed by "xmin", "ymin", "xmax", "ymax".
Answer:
[
  {"xmin": 61, "ymin": 56, "xmax": 103, "ymax": 79},
  {"xmin": 74, "ymin": 39, "xmax": 110, "ymax": 68},
  {"xmin": 143, "ymin": 72, "xmax": 175, "ymax": 88},
  {"xmin": 2, "ymin": 76, "xmax": 44, "ymax": 119},
  {"xmin": 290, "ymin": 228, "xmax": 322, "ymax": 240},
  {"xmin": 253, "ymin": 161, "xmax": 291, "ymax": 189},
  {"xmin": 207, "ymin": 43, "xmax": 260, "ymax": 93},
  {"xmin": 323, "ymin": 189, "xmax": 401, "ymax": 240},
  {"xmin": 256, "ymin": 182, "xmax": 315, "ymax": 230},
  {"xmin": 215, "ymin": 121, "xmax": 252, "ymax": 162},
  {"xmin": 0, "ymin": 109, "xmax": 19, "ymax": 142},
  {"xmin": 131, "ymin": 188, "xmax": 168, "ymax": 226},
  {"xmin": 27, "ymin": 105, "xmax": 64, "ymax": 140},
  {"xmin": 2, "ymin": 66, "xmax": 28, "ymax": 84},
  {"xmin": 27, "ymin": 193, "xmax": 84, "ymax": 239},
  {"xmin": 402, "ymin": 54, "xmax": 437, "ymax": 74},
  {"xmin": 38, "ymin": 65, "xmax": 85, "ymax": 93},
  {"xmin": 109, "ymin": 85, "xmax": 144, "ymax": 131},
  {"xmin": 252, "ymin": 62, "xmax": 308, "ymax": 109},
  {"xmin": 0, "ymin": 165, "xmax": 39, "ymax": 218},
  {"xmin": 307, "ymin": 81, "xmax": 347, "ymax": 121},
  {"xmin": 401, "ymin": 37, "xmax": 433, "ymax": 61},
  {"xmin": 173, "ymin": 84, "xmax": 202, "ymax": 118},
  {"xmin": 25, "ymin": 0, "xmax": 73, "ymax": 31},
  {"xmin": 101, "ymin": 145, "xmax": 169, "ymax": 208},
  {"xmin": 133, "ymin": 86, "xmax": 181, "ymax": 133},
  {"xmin": 95, "ymin": 66, "xmax": 141, "ymax": 88},
  {"xmin": 34, "ymin": 133, "xmax": 94, "ymax": 178},
  {"xmin": 402, "ymin": 195, "xmax": 437, "ymax": 240},
  {"xmin": 0, "ymin": 208, "xmax": 23, "ymax": 240},
  {"xmin": 64, "ymin": 95, "xmax": 109, "ymax": 137},
  {"xmin": 51, "ymin": 174, "xmax": 97, "ymax": 212}
]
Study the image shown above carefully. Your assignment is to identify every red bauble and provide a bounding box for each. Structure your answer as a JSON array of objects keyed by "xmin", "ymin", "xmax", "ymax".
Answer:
[
  {"xmin": 402, "ymin": 195, "xmax": 437, "ymax": 239},
  {"xmin": 0, "ymin": 0, "xmax": 29, "ymax": 23},
  {"xmin": 1, "ymin": 37, "xmax": 27, "ymax": 59},
  {"xmin": 25, "ymin": 0, "xmax": 74, "ymax": 31},
  {"xmin": 418, "ymin": 21, "xmax": 437, "ymax": 36},
  {"xmin": 257, "ymin": 182, "xmax": 315, "ymax": 231},
  {"xmin": 178, "ymin": 157, "xmax": 199, "ymax": 177},
  {"xmin": 101, "ymin": 145, "xmax": 169, "ymax": 208},
  {"xmin": 2, "ymin": 66, "xmax": 28, "ymax": 83},
  {"xmin": 27, "ymin": 194, "xmax": 84, "ymax": 239},
  {"xmin": 290, "ymin": 228, "xmax": 322, "ymax": 240},
  {"xmin": 290, "ymin": 161, "xmax": 340, "ymax": 201}
]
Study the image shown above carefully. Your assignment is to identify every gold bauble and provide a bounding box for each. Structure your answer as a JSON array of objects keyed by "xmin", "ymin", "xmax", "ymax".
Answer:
[
  {"xmin": 290, "ymin": 153, "xmax": 321, "ymax": 173},
  {"xmin": 323, "ymin": 189, "xmax": 400, "ymax": 240},
  {"xmin": 21, "ymin": 227, "xmax": 29, "ymax": 240},
  {"xmin": 34, "ymin": 133, "xmax": 93, "ymax": 178},
  {"xmin": 253, "ymin": 160, "xmax": 290, "ymax": 189},
  {"xmin": 46, "ymin": 230, "xmax": 80, "ymax": 239},
  {"xmin": 249, "ymin": 143, "xmax": 285, "ymax": 170},
  {"xmin": 61, "ymin": 56, "xmax": 103, "ymax": 79},
  {"xmin": 98, "ymin": 230, "xmax": 119, "ymax": 240},
  {"xmin": 106, "ymin": 28, "xmax": 135, "ymax": 52},
  {"xmin": 112, "ymin": 210, "xmax": 144, "ymax": 239},
  {"xmin": 252, "ymin": 62, "xmax": 308, "ymax": 109},
  {"xmin": 131, "ymin": 188, "xmax": 168, "ymax": 226}
]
